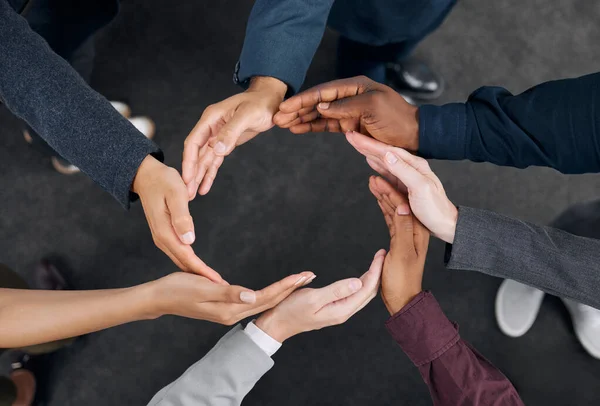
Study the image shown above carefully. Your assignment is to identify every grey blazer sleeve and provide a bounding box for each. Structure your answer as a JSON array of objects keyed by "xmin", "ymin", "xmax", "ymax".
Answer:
[
  {"xmin": 147, "ymin": 325, "xmax": 274, "ymax": 406},
  {"xmin": 0, "ymin": 1, "xmax": 162, "ymax": 208},
  {"xmin": 445, "ymin": 206, "xmax": 600, "ymax": 309}
]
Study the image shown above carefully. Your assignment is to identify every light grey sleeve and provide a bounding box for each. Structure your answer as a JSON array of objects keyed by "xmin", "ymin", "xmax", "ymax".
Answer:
[
  {"xmin": 445, "ymin": 206, "xmax": 600, "ymax": 309},
  {"xmin": 147, "ymin": 325, "xmax": 274, "ymax": 406}
]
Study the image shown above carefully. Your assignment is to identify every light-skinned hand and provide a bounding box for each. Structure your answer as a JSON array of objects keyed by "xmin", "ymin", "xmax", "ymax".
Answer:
[
  {"xmin": 182, "ymin": 76, "xmax": 287, "ymax": 197},
  {"xmin": 146, "ymin": 270, "xmax": 315, "ymax": 325},
  {"xmin": 346, "ymin": 131, "xmax": 458, "ymax": 243},
  {"xmin": 273, "ymin": 76, "xmax": 419, "ymax": 152},
  {"xmin": 132, "ymin": 155, "xmax": 224, "ymax": 283},
  {"xmin": 370, "ymin": 177, "xmax": 430, "ymax": 315},
  {"xmin": 255, "ymin": 250, "xmax": 385, "ymax": 342}
]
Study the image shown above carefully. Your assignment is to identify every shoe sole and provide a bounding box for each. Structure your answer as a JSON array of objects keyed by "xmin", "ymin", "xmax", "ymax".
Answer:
[{"xmin": 495, "ymin": 280, "xmax": 544, "ymax": 337}]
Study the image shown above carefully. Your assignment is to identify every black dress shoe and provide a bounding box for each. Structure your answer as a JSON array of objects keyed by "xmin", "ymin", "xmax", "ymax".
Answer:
[{"xmin": 386, "ymin": 58, "xmax": 444, "ymax": 101}]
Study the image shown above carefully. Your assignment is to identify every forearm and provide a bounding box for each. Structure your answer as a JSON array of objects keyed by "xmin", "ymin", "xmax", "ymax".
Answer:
[
  {"xmin": 0, "ymin": 285, "xmax": 152, "ymax": 347},
  {"xmin": 0, "ymin": 1, "xmax": 162, "ymax": 208},
  {"xmin": 386, "ymin": 292, "xmax": 523, "ymax": 406},
  {"xmin": 419, "ymin": 73, "xmax": 600, "ymax": 174},
  {"xmin": 446, "ymin": 206, "xmax": 600, "ymax": 309},
  {"xmin": 236, "ymin": 0, "xmax": 335, "ymax": 94}
]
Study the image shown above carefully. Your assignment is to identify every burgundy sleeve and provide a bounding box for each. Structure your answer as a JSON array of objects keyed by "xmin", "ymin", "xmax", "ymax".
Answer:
[{"xmin": 385, "ymin": 291, "xmax": 524, "ymax": 406}]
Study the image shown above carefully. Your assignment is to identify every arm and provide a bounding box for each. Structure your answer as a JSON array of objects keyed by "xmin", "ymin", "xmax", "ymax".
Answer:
[
  {"xmin": 386, "ymin": 292, "xmax": 523, "ymax": 406},
  {"xmin": 0, "ymin": 271, "xmax": 314, "ymax": 348},
  {"xmin": 419, "ymin": 73, "xmax": 600, "ymax": 173},
  {"xmin": 236, "ymin": 0, "xmax": 335, "ymax": 95},
  {"xmin": 369, "ymin": 177, "xmax": 524, "ymax": 406},
  {"xmin": 445, "ymin": 206, "xmax": 600, "ymax": 310},
  {"xmin": 0, "ymin": 0, "xmax": 161, "ymax": 208},
  {"xmin": 147, "ymin": 325, "xmax": 274, "ymax": 406}
]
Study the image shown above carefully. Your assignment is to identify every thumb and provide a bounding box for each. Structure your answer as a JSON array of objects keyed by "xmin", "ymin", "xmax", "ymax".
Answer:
[
  {"xmin": 210, "ymin": 108, "xmax": 254, "ymax": 156},
  {"xmin": 165, "ymin": 184, "xmax": 196, "ymax": 245},
  {"xmin": 391, "ymin": 206, "xmax": 417, "ymax": 255},
  {"xmin": 317, "ymin": 93, "xmax": 372, "ymax": 120},
  {"xmin": 207, "ymin": 284, "xmax": 257, "ymax": 304},
  {"xmin": 315, "ymin": 277, "xmax": 363, "ymax": 308}
]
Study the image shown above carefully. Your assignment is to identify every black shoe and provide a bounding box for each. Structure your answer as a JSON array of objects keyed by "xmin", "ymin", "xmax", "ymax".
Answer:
[{"xmin": 386, "ymin": 58, "xmax": 444, "ymax": 101}]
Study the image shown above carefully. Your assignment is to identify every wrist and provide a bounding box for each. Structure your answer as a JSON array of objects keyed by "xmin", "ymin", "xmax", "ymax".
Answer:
[
  {"xmin": 437, "ymin": 205, "xmax": 458, "ymax": 244},
  {"xmin": 248, "ymin": 76, "xmax": 287, "ymax": 100},
  {"xmin": 131, "ymin": 155, "xmax": 163, "ymax": 194},
  {"xmin": 128, "ymin": 283, "xmax": 161, "ymax": 321},
  {"xmin": 255, "ymin": 310, "xmax": 292, "ymax": 343},
  {"xmin": 404, "ymin": 106, "xmax": 420, "ymax": 151},
  {"xmin": 385, "ymin": 289, "xmax": 421, "ymax": 316}
]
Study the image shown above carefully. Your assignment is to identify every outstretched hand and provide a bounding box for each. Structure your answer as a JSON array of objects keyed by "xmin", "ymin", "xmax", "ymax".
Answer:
[{"xmin": 255, "ymin": 250, "xmax": 385, "ymax": 342}]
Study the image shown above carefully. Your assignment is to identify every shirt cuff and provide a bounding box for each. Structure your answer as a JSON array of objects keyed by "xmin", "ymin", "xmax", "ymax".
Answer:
[
  {"xmin": 244, "ymin": 321, "xmax": 282, "ymax": 357},
  {"xmin": 385, "ymin": 291, "xmax": 460, "ymax": 366},
  {"xmin": 418, "ymin": 103, "xmax": 468, "ymax": 161}
]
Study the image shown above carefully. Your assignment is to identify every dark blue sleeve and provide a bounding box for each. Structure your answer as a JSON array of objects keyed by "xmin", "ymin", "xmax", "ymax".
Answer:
[
  {"xmin": 236, "ymin": 0, "xmax": 335, "ymax": 95},
  {"xmin": 418, "ymin": 73, "xmax": 600, "ymax": 174},
  {"xmin": 0, "ymin": 0, "xmax": 163, "ymax": 208}
]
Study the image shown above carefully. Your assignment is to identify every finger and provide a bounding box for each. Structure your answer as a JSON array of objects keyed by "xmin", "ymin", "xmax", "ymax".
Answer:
[
  {"xmin": 282, "ymin": 108, "xmax": 322, "ymax": 129},
  {"xmin": 318, "ymin": 250, "xmax": 385, "ymax": 317},
  {"xmin": 183, "ymin": 111, "xmax": 220, "ymax": 185},
  {"xmin": 165, "ymin": 183, "xmax": 196, "ymax": 245},
  {"xmin": 391, "ymin": 204, "xmax": 417, "ymax": 256},
  {"xmin": 346, "ymin": 131, "xmax": 390, "ymax": 157},
  {"xmin": 211, "ymin": 107, "xmax": 255, "ymax": 156},
  {"xmin": 254, "ymin": 271, "xmax": 316, "ymax": 306},
  {"xmin": 373, "ymin": 177, "xmax": 410, "ymax": 214},
  {"xmin": 199, "ymin": 154, "xmax": 224, "ymax": 195},
  {"xmin": 313, "ymin": 277, "xmax": 364, "ymax": 308},
  {"xmin": 377, "ymin": 201, "xmax": 395, "ymax": 238},
  {"xmin": 381, "ymin": 150, "xmax": 429, "ymax": 192},
  {"xmin": 315, "ymin": 92, "xmax": 374, "ymax": 120},
  {"xmin": 278, "ymin": 76, "xmax": 373, "ymax": 113},
  {"xmin": 289, "ymin": 118, "xmax": 342, "ymax": 134},
  {"xmin": 204, "ymin": 283, "xmax": 258, "ymax": 304},
  {"xmin": 274, "ymin": 106, "xmax": 316, "ymax": 128},
  {"xmin": 186, "ymin": 144, "xmax": 211, "ymax": 199},
  {"xmin": 167, "ymin": 236, "xmax": 226, "ymax": 283}
]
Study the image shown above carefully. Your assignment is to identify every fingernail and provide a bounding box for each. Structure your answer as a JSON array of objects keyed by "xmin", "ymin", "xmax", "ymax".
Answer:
[
  {"xmin": 349, "ymin": 280, "xmax": 362, "ymax": 292},
  {"xmin": 303, "ymin": 275, "xmax": 317, "ymax": 286},
  {"xmin": 294, "ymin": 276, "xmax": 307, "ymax": 286},
  {"xmin": 214, "ymin": 142, "xmax": 227, "ymax": 154},
  {"xmin": 318, "ymin": 102, "xmax": 330, "ymax": 109},
  {"xmin": 385, "ymin": 151, "xmax": 398, "ymax": 164},
  {"xmin": 181, "ymin": 231, "xmax": 195, "ymax": 244},
  {"xmin": 240, "ymin": 291, "xmax": 256, "ymax": 304},
  {"xmin": 397, "ymin": 205, "xmax": 410, "ymax": 215}
]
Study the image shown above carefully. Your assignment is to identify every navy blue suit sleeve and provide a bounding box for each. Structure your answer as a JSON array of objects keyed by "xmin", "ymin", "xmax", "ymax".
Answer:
[
  {"xmin": 0, "ymin": 0, "xmax": 163, "ymax": 209},
  {"xmin": 418, "ymin": 73, "xmax": 600, "ymax": 174},
  {"xmin": 237, "ymin": 0, "xmax": 335, "ymax": 95}
]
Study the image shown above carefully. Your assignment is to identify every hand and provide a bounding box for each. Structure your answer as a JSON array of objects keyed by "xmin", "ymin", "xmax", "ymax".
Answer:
[
  {"xmin": 346, "ymin": 131, "xmax": 458, "ymax": 243},
  {"xmin": 273, "ymin": 75, "xmax": 419, "ymax": 151},
  {"xmin": 369, "ymin": 177, "xmax": 429, "ymax": 314},
  {"xmin": 182, "ymin": 76, "xmax": 287, "ymax": 198},
  {"xmin": 255, "ymin": 250, "xmax": 385, "ymax": 342},
  {"xmin": 132, "ymin": 156, "xmax": 224, "ymax": 283},
  {"xmin": 146, "ymin": 270, "xmax": 315, "ymax": 325}
]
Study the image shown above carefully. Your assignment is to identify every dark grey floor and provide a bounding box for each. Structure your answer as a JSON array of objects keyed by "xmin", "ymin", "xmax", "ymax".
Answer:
[{"xmin": 2, "ymin": 0, "xmax": 600, "ymax": 405}]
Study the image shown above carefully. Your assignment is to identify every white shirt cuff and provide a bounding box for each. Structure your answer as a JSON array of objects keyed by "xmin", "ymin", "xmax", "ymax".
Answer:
[{"xmin": 243, "ymin": 321, "xmax": 282, "ymax": 357}]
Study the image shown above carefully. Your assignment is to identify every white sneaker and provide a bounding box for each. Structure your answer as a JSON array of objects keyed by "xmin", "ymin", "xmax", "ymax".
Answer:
[
  {"xmin": 128, "ymin": 116, "xmax": 156, "ymax": 140},
  {"xmin": 110, "ymin": 101, "xmax": 132, "ymax": 118},
  {"xmin": 495, "ymin": 279, "xmax": 545, "ymax": 337},
  {"xmin": 562, "ymin": 298, "xmax": 600, "ymax": 359}
]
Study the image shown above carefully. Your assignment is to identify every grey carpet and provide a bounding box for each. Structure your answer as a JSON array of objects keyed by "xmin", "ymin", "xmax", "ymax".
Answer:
[{"xmin": 1, "ymin": 0, "xmax": 600, "ymax": 404}]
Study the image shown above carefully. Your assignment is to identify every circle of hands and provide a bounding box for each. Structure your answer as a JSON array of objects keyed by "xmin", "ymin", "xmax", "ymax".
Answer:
[{"xmin": 135, "ymin": 75, "xmax": 459, "ymax": 340}]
